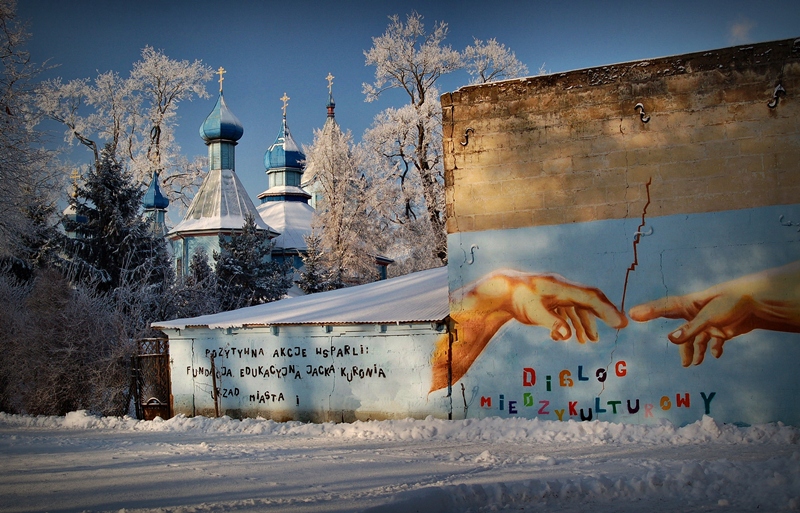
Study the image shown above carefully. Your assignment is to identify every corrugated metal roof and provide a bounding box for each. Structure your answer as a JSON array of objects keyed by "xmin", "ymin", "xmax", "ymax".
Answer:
[{"xmin": 152, "ymin": 266, "xmax": 449, "ymax": 330}]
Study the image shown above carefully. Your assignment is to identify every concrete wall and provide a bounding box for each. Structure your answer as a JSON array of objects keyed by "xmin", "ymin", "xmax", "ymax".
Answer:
[
  {"xmin": 442, "ymin": 38, "xmax": 800, "ymax": 426},
  {"xmin": 163, "ymin": 323, "xmax": 450, "ymax": 422}
]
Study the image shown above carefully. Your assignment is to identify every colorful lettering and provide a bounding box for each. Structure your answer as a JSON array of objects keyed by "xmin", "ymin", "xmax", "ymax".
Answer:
[
  {"xmin": 523, "ymin": 368, "xmax": 536, "ymax": 387},
  {"xmin": 559, "ymin": 370, "xmax": 574, "ymax": 387},
  {"xmin": 595, "ymin": 397, "xmax": 607, "ymax": 414},
  {"xmin": 538, "ymin": 400, "xmax": 550, "ymax": 415},
  {"xmin": 660, "ymin": 396, "xmax": 672, "ymax": 410},
  {"xmin": 480, "ymin": 396, "xmax": 492, "ymax": 408},
  {"xmin": 554, "ymin": 409, "xmax": 566, "ymax": 421},
  {"xmin": 615, "ymin": 360, "xmax": 627, "ymax": 377},
  {"xmin": 700, "ymin": 392, "xmax": 716, "ymax": 414},
  {"xmin": 569, "ymin": 401, "xmax": 578, "ymax": 416},
  {"xmin": 676, "ymin": 393, "xmax": 690, "ymax": 408}
]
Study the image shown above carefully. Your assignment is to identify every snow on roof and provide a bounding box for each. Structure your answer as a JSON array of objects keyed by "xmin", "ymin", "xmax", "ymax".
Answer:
[
  {"xmin": 256, "ymin": 200, "xmax": 314, "ymax": 251},
  {"xmin": 153, "ymin": 266, "xmax": 448, "ymax": 330},
  {"xmin": 168, "ymin": 169, "xmax": 273, "ymax": 235}
]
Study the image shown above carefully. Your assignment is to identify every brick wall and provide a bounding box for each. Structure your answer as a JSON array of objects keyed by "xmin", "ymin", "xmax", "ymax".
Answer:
[{"xmin": 442, "ymin": 38, "xmax": 800, "ymax": 234}]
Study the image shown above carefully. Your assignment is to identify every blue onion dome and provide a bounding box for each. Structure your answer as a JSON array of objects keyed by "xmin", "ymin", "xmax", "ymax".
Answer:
[
  {"xmin": 264, "ymin": 117, "xmax": 305, "ymax": 169},
  {"xmin": 143, "ymin": 171, "xmax": 169, "ymax": 210},
  {"xmin": 199, "ymin": 93, "xmax": 244, "ymax": 142}
]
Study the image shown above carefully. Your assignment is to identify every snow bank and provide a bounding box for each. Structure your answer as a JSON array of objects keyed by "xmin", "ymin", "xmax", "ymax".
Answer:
[{"xmin": 2, "ymin": 410, "xmax": 797, "ymax": 446}]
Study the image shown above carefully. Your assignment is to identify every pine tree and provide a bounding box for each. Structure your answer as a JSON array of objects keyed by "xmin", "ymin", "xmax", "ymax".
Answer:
[
  {"xmin": 297, "ymin": 233, "xmax": 332, "ymax": 294},
  {"xmin": 214, "ymin": 214, "xmax": 292, "ymax": 311},
  {"xmin": 188, "ymin": 246, "xmax": 214, "ymax": 286},
  {"xmin": 63, "ymin": 143, "xmax": 170, "ymax": 293},
  {"xmin": 170, "ymin": 247, "xmax": 220, "ymax": 319}
]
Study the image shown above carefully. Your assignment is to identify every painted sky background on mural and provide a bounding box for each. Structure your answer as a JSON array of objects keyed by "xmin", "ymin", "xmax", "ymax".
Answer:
[{"xmin": 19, "ymin": 0, "xmax": 800, "ymax": 213}]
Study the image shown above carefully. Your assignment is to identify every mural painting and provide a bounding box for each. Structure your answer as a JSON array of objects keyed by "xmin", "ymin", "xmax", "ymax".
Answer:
[{"xmin": 442, "ymin": 199, "xmax": 800, "ymax": 426}]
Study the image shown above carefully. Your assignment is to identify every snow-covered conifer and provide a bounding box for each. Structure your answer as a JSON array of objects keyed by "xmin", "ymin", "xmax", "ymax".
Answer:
[
  {"xmin": 297, "ymin": 233, "xmax": 332, "ymax": 294},
  {"xmin": 63, "ymin": 144, "xmax": 169, "ymax": 292},
  {"xmin": 214, "ymin": 214, "xmax": 291, "ymax": 311}
]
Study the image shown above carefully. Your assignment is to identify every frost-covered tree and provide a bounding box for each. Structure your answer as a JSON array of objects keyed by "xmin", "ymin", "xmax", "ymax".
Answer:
[
  {"xmin": 63, "ymin": 144, "xmax": 170, "ymax": 293},
  {"xmin": 214, "ymin": 214, "xmax": 292, "ymax": 311},
  {"xmin": 364, "ymin": 13, "xmax": 528, "ymax": 271},
  {"xmin": 304, "ymin": 122, "xmax": 380, "ymax": 287},
  {"xmin": 0, "ymin": 0, "xmax": 60, "ymax": 264},
  {"xmin": 170, "ymin": 247, "xmax": 220, "ymax": 318},
  {"xmin": 463, "ymin": 38, "xmax": 528, "ymax": 84},
  {"xmin": 297, "ymin": 233, "xmax": 333, "ymax": 294},
  {"xmin": 363, "ymin": 12, "xmax": 460, "ymax": 267},
  {"xmin": 36, "ymin": 46, "xmax": 212, "ymax": 208}
]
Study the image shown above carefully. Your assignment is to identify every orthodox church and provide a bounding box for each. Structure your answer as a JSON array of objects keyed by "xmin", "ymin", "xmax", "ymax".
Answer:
[{"xmin": 164, "ymin": 70, "xmax": 390, "ymax": 286}]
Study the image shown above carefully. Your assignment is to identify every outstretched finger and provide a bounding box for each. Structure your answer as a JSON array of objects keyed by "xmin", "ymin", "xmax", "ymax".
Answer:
[{"xmin": 629, "ymin": 295, "xmax": 691, "ymax": 322}]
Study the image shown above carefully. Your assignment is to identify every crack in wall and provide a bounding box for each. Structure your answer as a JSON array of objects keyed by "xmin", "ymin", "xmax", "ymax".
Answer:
[
  {"xmin": 621, "ymin": 177, "xmax": 652, "ymax": 312},
  {"xmin": 603, "ymin": 177, "xmax": 652, "ymax": 395}
]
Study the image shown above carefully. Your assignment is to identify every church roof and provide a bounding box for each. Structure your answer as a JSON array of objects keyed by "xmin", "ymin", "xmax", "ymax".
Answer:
[
  {"xmin": 264, "ymin": 117, "xmax": 305, "ymax": 170},
  {"xmin": 152, "ymin": 266, "xmax": 448, "ymax": 329},
  {"xmin": 199, "ymin": 93, "xmax": 244, "ymax": 142},
  {"xmin": 168, "ymin": 168, "xmax": 276, "ymax": 236},
  {"xmin": 143, "ymin": 171, "xmax": 169, "ymax": 210},
  {"xmin": 256, "ymin": 200, "xmax": 314, "ymax": 252}
]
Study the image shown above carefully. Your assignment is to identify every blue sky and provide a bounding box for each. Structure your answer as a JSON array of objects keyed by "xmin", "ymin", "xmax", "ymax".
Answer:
[{"xmin": 18, "ymin": 0, "xmax": 800, "ymax": 208}]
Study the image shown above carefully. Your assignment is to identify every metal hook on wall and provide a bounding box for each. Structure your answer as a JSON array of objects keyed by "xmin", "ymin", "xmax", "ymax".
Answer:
[
  {"xmin": 461, "ymin": 127, "xmax": 475, "ymax": 146},
  {"xmin": 768, "ymin": 84, "xmax": 786, "ymax": 108},
  {"xmin": 634, "ymin": 226, "xmax": 653, "ymax": 237},
  {"xmin": 634, "ymin": 103, "xmax": 650, "ymax": 123},
  {"xmin": 465, "ymin": 244, "xmax": 479, "ymax": 265}
]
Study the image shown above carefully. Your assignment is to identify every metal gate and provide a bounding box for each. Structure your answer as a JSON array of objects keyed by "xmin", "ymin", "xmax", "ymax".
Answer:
[{"xmin": 132, "ymin": 338, "xmax": 171, "ymax": 420}]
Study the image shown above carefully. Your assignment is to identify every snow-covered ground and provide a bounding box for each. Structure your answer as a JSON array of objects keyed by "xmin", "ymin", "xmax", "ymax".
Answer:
[{"xmin": 1, "ymin": 412, "xmax": 798, "ymax": 513}]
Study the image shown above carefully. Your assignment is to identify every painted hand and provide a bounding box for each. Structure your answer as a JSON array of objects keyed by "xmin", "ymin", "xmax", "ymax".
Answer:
[
  {"xmin": 430, "ymin": 270, "xmax": 627, "ymax": 392},
  {"xmin": 629, "ymin": 261, "xmax": 800, "ymax": 366}
]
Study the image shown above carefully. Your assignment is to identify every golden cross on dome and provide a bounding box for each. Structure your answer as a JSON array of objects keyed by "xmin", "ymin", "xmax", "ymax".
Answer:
[
  {"xmin": 280, "ymin": 92, "xmax": 290, "ymax": 117},
  {"xmin": 216, "ymin": 66, "xmax": 226, "ymax": 93},
  {"xmin": 326, "ymin": 73, "xmax": 334, "ymax": 93}
]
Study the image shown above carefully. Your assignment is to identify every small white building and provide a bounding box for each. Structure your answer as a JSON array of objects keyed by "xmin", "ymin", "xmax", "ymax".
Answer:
[{"xmin": 152, "ymin": 267, "xmax": 450, "ymax": 422}]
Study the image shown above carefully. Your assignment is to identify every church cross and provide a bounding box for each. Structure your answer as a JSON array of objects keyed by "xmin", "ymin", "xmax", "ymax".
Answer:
[
  {"xmin": 326, "ymin": 73, "xmax": 334, "ymax": 93},
  {"xmin": 280, "ymin": 92, "xmax": 290, "ymax": 117},
  {"xmin": 217, "ymin": 66, "xmax": 226, "ymax": 92}
]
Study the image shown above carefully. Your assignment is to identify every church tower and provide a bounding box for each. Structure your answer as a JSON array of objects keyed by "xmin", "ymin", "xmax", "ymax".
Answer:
[
  {"xmin": 142, "ymin": 170, "xmax": 169, "ymax": 237},
  {"xmin": 256, "ymin": 93, "xmax": 314, "ymax": 270},
  {"xmin": 168, "ymin": 68, "xmax": 275, "ymax": 279}
]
